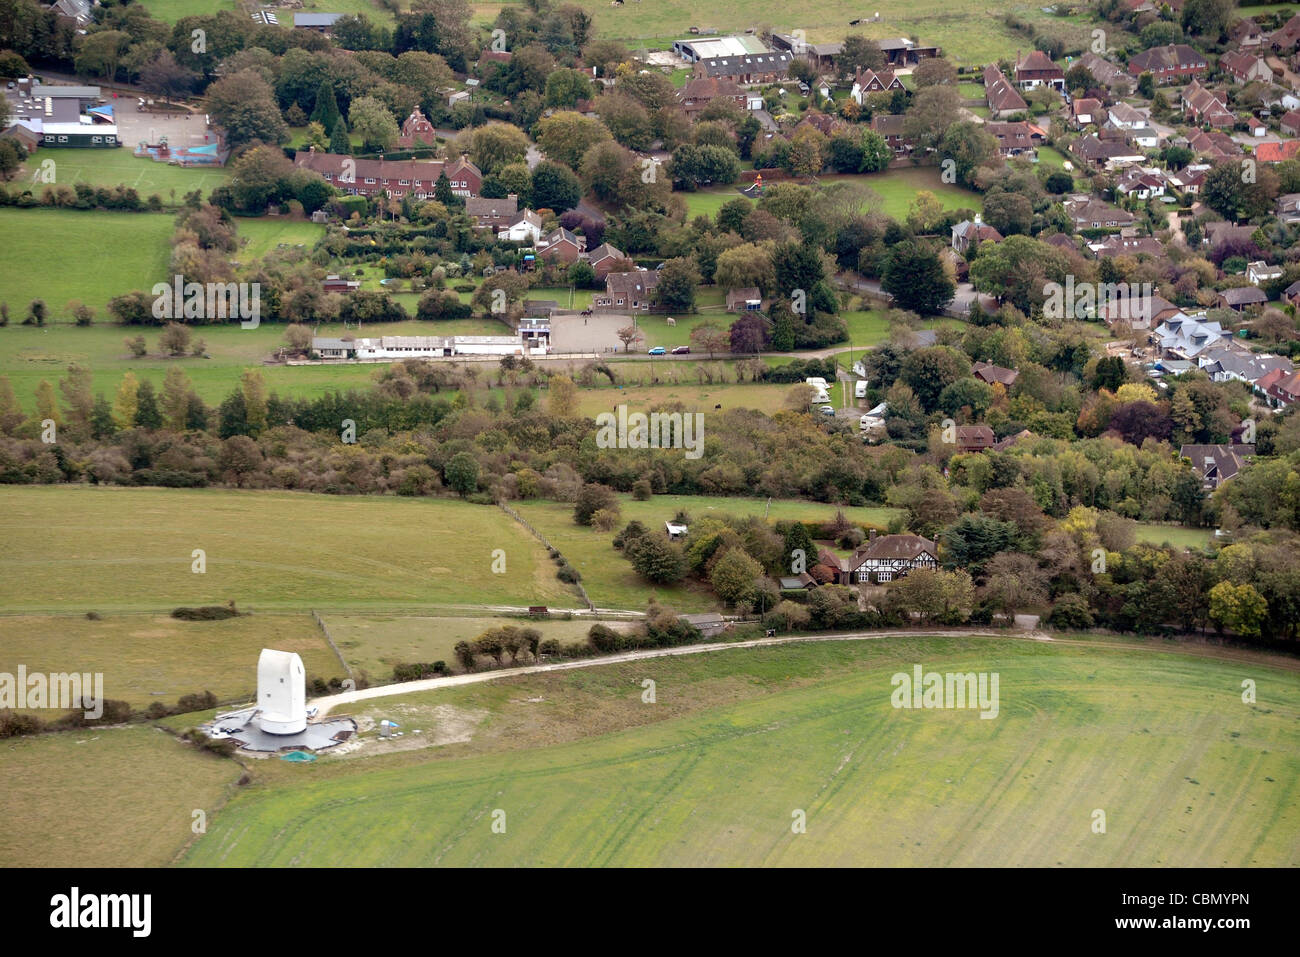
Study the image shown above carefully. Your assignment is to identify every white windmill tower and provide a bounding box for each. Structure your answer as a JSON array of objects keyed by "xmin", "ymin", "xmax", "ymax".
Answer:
[{"xmin": 256, "ymin": 649, "xmax": 307, "ymax": 735}]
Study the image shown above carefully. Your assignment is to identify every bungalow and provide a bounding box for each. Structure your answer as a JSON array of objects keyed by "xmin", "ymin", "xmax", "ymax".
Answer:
[
  {"xmin": 1091, "ymin": 235, "xmax": 1166, "ymax": 259},
  {"xmin": 1197, "ymin": 342, "xmax": 1292, "ymax": 385},
  {"xmin": 311, "ymin": 337, "xmax": 355, "ymax": 359},
  {"xmin": 955, "ymin": 424, "xmax": 996, "ymax": 452},
  {"xmin": 594, "ymin": 269, "xmax": 661, "ymax": 312},
  {"xmin": 1182, "ymin": 81, "xmax": 1235, "ymax": 128},
  {"xmin": 984, "ymin": 64, "xmax": 1028, "ymax": 118},
  {"xmin": 1216, "ymin": 286, "xmax": 1269, "ymax": 311},
  {"xmin": 851, "ymin": 67, "xmax": 904, "ymax": 104},
  {"xmin": 1168, "ymin": 165, "xmax": 1209, "ymax": 194},
  {"xmin": 1187, "ymin": 129, "xmax": 1240, "ymax": 160},
  {"xmin": 1014, "ymin": 50, "xmax": 1065, "ymax": 91},
  {"xmin": 500, "ymin": 209, "xmax": 544, "ymax": 244},
  {"xmin": 1069, "ymin": 133, "xmax": 1145, "ymax": 169},
  {"xmin": 1115, "ymin": 167, "xmax": 1167, "ymax": 199},
  {"xmin": 1063, "ymin": 197, "xmax": 1136, "ymax": 230},
  {"xmin": 1100, "ymin": 294, "xmax": 1179, "ymax": 329},
  {"xmin": 1128, "ymin": 44, "xmax": 1208, "ymax": 84},
  {"xmin": 818, "ymin": 531, "xmax": 939, "ymax": 584},
  {"xmin": 877, "ymin": 37, "xmax": 941, "ymax": 66},
  {"xmin": 1078, "ymin": 52, "xmax": 1132, "ymax": 92},
  {"xmin": 1180, "ymin": 443, "xmax": 1254, "ymax": 490},
  {"xmin": 1269, "ymin": 14, "xmax": 1300, "ymax": 53},
  {"xmin": 1230, "ymin": 17, "xmax": 1266, "ymax": 49},
  {"xmin": 972, "ymin": 361, "xmax": 1018, "ymax": 387},
  {"xmin": 1256, "ymin": 140, "xmax": 1300, "ymax": 164},
  {"xmin": 726, "ymin": 287, "xmax": 763, "ymax": 312},
  {"xmin": 951, "ymin": 216, "xmax": 1003, "ymax": 255},
  {"xmin": 1220, "ymin": 50, "xmax": 1273, "ymax": 84}
]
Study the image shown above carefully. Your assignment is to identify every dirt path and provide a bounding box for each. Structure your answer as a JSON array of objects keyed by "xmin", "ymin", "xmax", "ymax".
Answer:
[{"xmin": 313, "ymin": 629, "xmax": 1051, "ymax": 716}]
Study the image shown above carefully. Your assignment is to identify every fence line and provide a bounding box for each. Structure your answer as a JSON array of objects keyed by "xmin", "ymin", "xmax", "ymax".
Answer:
[
  {"xmin": 312, "ymin": 609, "xmax": 355, "ymax": 682},
  {"xmin": 498, "ymin": 502, "xmax": 596, "ymax": 611}
]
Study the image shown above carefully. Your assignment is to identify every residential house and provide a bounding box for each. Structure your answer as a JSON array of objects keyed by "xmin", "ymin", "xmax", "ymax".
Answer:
[
  {"xmin": 1286, "ymin": 277, "xmax": 1300, "ymax": 305},
  {"xmin": 679, "ymin": 76, "xmax": 748, "ymax": 115},
  {"xmin": 500, "ymin": 209, "xmax": 543, "ymax": 244},
  {"xmin": 1246, "ymin": 261, "xmax": 1282, "ymax": 285},
  {"xmin": 1115, "ymin": 167, "xmax": 1167, "ymax": 199},
  {"xmin": 1257, "ymin": 140, "xmax": 1300, "ymax": 164},
  {"xmin": 1269, "ymin": 13, "xmax": 1300, "ymax": 53},
  {"xmin": 1168, "ymin": 164, "xmax": 1209, "ymax": 194},
  {"xmin": 955, "ymin": 425, "xmax": 996, "ymax": 453},
  {"xmin": 1220, "ymin": 50, "xmax": 1273, "ymax": 84},
  {"xmin": 992, "ymin": 429, "xmax": 1034, "ymax": 451},
  {"xmin": 1216, "ymin": 286, "xmax": 1269, "ymax": 311},
  {"xmin": 1091, "ymin": 235, "xmax": 1166, "ymax": 259},
  {"xmin": 870, "ymin": 114, "xmax": 912, "ymax": 155},
  {"xmin": 951, "ymin": 216, "xmax": 1003, "ymax": 255},
  {"xmin": 1230, "ymin": 17, "xmax": 1266, "ymax": 49},
  {"xmin": 586, "ymin": 243, "xmax": 630, "ymax": 278},
  {"xmin": 1266, "ymin": 370, "xmax": 1300, "ymax": 406},
  {"xmin": 1279, "ymin": 193, "xmax": 1300, "ymax": 225},
  {"xmin": 1014, "ymin": 50, "xmax": 1065, "ymax": 91},
  {"xmin": 47, "ymin": 0, "xmax": 93, "ymax": 26},
  {"xmin": 294, "ymin": 149, "xmax": 481, "ymax": 199},
  {"xmin": 1070, "ymin": 133, "xmax": 1145, "ymax": 168},
  {"xmin": 465, "ymin": 194, "xmax": 518, "ymax": 231},
  {"xmin": 1072, "ymin": 97, "xmax": 1103, "ymax": 127},
  {"xmin": 396, "ymin": 107, "xmax": 437, "ymax": 149},
  {"xmin": 1106, "ymin": 102, "xmax": 1158, "ymax": 148},
  {"xmin": 1100, "ymin": 294, "xmax": 1179, "ymax": 330},
  {"xmin": 311, "ymin": 337, "xmax": 355, "ymax": 359},
  {"xmin": 851, "ymin": 67, "xmax": 904, "ymax": 104},
  {"xmin": 1127, "ymin": 44, "xmax": 1208, "ymax": 84},
  {"xmin": 1079, "ymin": 52, "xmax": 1132, "ymax": 92},
  {"xmin": 1182, "ymin": 81, "xmax": 1235, "ymax": 128},
  {"xmin": 817, "ymin": 531, "xmax": 939, "ymax": 584},
  {"xmin": 1196, "ymin": 342, "xmax": 1292, "ymax": 385},
  {"xmin": 1280, "ymin": 109, "xmax": 1300, "ymax": 137},
  {"xmin": 1153, "ymin": 315, "xmax": 1226, "ymax": 358},
  {"xmin": 594, "ymin": 269, "xmax": 661, "ymax": 312},
  {"xmin": 1063, "ymin": 196, "xmax": 1136, "ymax": 230},
  {"xmin": 537, "ymin": 228, "xmax": 584, "ymax": 264},
  {"xmin": 1186, "ymin": 129, "xmax": 1241, "ymax": 160},
  {"xmin": 972, "ymin": 361, "xmax": 1019, "ymax": 387},
  {"xmin": 985, "ymin": 121, "xmax": 1040, "ymax": 157},
  {"xmin": 1180, "ymin": 444, "xmax": 1254, "ymax": 490},
  {"xmin": 726, "ymin": 287, "xmax": 763, "ymax": 311},
  {"xmin": 984, "ymin": 64, "xmax": 1028, "ymax": 117}
]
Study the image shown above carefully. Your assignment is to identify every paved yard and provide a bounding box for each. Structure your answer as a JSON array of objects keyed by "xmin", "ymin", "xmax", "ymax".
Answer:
[{"xmin": 550, "ymin": 312, "xmax": 644, "ymax": 355}]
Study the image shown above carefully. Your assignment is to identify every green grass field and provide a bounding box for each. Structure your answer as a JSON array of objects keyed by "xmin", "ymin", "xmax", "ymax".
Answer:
[
  {"xmin": 22, "ymin": 147, "xmax": 230, "ymax": 198},
  {"xmin": 0, "ymin": 486, "xmax": 577, "ymax": 614},
  {"xmin": 180, "ymin": 636, "xmax": 1300, "ymax": 866},
  {"xmin": 324, "ymin": 613, "xmax": 634, "ymax": 681},
  {"xmin": 1134, "ymin": 523, "xmax": 1215, "ymax": 550},
  {"xmin": 0, "ymin": 208, "xmax": 173, "ymax": 316},
  {"xmin": 0, "ymin": 613, "xmax": 345, "ymax": 711},
  {"xmin": 0, "ymin": 725, "xmax": 242, "ymax": 867},
  {"xmin": 233, "ymin": 217, "xmax": 326, "ymax": 260},
  {"xmin": 513, "ymin": 494, "xmax": 902, "ymax": 610}
]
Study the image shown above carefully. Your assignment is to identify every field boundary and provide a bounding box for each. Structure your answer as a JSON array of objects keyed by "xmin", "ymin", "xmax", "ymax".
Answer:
[
  {"xmin": 498, "ymin": 502, "xmax": 596, "ymax": 612},
  {"xmin": 312, "ymin": 609, "xmax": 355, "ymax": 683}
]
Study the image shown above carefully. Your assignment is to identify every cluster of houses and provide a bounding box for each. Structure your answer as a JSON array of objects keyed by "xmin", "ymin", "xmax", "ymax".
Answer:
[{"xmin": 1147, "ymin": 312, "xmax": 1299, "ymax": 410}]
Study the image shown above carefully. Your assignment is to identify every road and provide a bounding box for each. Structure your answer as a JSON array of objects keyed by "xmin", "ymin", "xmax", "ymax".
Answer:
[{"xmin": 313, "ymin": 628, "xmax": 1052, "ymax": 716}]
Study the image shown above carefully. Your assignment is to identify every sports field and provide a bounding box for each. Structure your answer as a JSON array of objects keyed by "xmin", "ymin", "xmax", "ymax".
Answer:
[
  {"xmin": 0, "ymin": 208, "xmax": 173, "ymax": 316},
  {"xmin": 180, "ymin": 636, "xmax": 1300, "ymax": 866},
  {"xmin": 0, "ymin": 486, "xmax": 577, "ymax": 614},
  {"xmin": 21, "ymin": 147, "xmax": 230, "ymax": 198}
]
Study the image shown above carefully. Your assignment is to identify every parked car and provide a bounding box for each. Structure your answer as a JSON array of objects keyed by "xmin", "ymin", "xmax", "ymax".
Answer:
[
  {"xmin": 671, "ymin": 346, "xmax": 690, "ymax": 355},
  {"xmin": 648, "ymin": 346, "xmax": 666, "ymax": 355},
  {"xmin": 818, "ymin": 405, "xmax": 836, "ymax": 416}
]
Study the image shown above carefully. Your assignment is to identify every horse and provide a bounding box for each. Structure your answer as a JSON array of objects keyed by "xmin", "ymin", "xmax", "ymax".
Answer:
[{"xmin": 665, "ymin": 316, "xmax": 676, "ymax": 326}]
